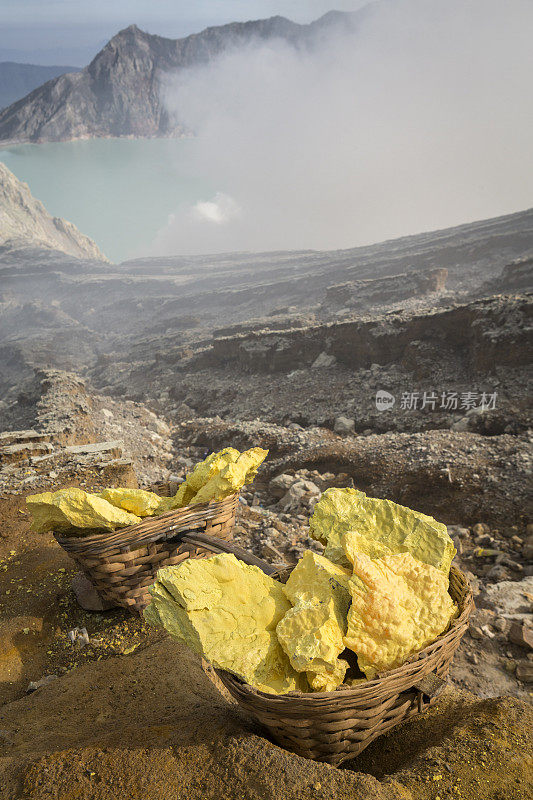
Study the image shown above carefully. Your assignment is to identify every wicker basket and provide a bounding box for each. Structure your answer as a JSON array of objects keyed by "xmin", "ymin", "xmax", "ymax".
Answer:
[
  {"xmin": 54, "ymin": 493, "xmax": 239, "ymax": 613},
  {"xmin": 215, "ymin": 562, "xmax": 473, "ymax": 765}
]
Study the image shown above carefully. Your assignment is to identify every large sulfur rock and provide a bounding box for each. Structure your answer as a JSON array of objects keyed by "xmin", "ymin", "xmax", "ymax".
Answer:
[
  {"xmin": 165, "ymin": 447, "xmax": 241, "ymax": 509},
  {"xmin": 97, "ymin": 487, "xmax": 164, "ymax": 517},
  {"xmin": 310, "ymin": 488, "xmax": 455, "ymax": 573},
  {"xmin": 26, "ymin": 487, "xmax": 141, "ymax": 533},
  {"xmin": 164, "ymin": 447, "xmax": 268, "ymax": 510},
  {"xmin": 191, "ymin": 447, "xmax": 268, "ymax": 505},
  {"xmin": 277, "ymin": 551, "xmax": 351, "ymax": 690},
  {"xmin": 144, "ymin": 553, "xmax": 307, "ymax": 694},
  {"xmin": 282, "ymin": 550, "xmax": 351, "ymax": 610},
  {"xmin": 344, "ymin": 552, "xmax": 457, "ymax": 679}
]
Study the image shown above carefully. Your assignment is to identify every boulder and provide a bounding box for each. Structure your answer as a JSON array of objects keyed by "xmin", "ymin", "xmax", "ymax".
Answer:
[
  {"xmin": 481, "ymin": 577, "xmax": 533, "ymax": 621},
  {"xmin": 269, "ymin": 473, "xmax": 297, "ymax": 499},
  {"xmin": 278, "ymin": 479, "xmax": 321, "ymax": 512},
  {"xmin": 333, "ymin": 416, "xmax": 355, "ymax": 435},
  {"xmin": 312, "ymin": 352, "xmax": 337, "ymax": 369}
]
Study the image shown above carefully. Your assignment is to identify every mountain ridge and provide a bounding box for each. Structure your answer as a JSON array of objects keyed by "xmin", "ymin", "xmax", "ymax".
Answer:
[
  {"xmin": 0, "ymin": 11, "xmax": 360, "ymax": 144},
  {"xmin": 0, "ymin": 62, "xmax": 80, "ymax": 110}
]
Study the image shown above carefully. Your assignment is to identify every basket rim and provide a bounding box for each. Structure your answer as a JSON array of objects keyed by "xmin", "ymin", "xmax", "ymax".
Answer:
[
  {"xmin": 216, "ymin": 563, "xmax": 473, "ymax": 702},
  {"xmin": 53, "ymin": 492, "xmax": 240, "ymax": 553}
]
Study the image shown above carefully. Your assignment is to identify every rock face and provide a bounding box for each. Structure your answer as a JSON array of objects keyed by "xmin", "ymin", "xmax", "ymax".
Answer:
[
  {"xmin": 0, "ymin": 13, "xmax": 359, "ymax": 144},
  {"xmin": 479, "ymin": 256, "xmax": 533, "ymax": 295},
  {"xmin": 200, "ymin": 294, "xmax": 532, "ymax": 375},
  {"xmin": 0, "ymin": 162, "xmax": 107, "ymax": 260},
  {"xmin": 0, "ymin": 368, "xmax": 174, "ymax": 492}
]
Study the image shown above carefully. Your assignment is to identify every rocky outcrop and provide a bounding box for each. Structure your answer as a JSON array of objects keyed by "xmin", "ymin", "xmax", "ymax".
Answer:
[
  {"xmin": 198, "ymin": 295, "xmax": 532, "ymax": 375},
  {"xmin": 0, "ymin": 13, "xmax": 359, "ymax": 144},
  {"xmin": 1, "ymin": 639, "xmax": 531, "ymax": 800},
  {"xmin": 322, "ymin": 268, "xmax": 448, "ymax": 311},
  {"xmin": 479, "ymin": 256, "xmax": 533, "ymax": 295},
  {"xmin": 0, "ymin": 163, "xmax": 108, "ymax": 260},
  {"xmin": 0, "ymin": 368, "xmax": 174, "ymax": 492}
]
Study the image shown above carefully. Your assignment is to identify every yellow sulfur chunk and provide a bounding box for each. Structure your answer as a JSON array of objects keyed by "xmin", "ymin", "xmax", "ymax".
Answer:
[
  {"xmin": 189, "ymin": 447, "xmax": 268, "ymax": 505},
  {"xmin": 282, "ymin": 550, "xmax": 351, "ymax": 607},
  {"xmin": 26, "ymin": 487, "xmax": 141, "ymax": 533},
  {"xmin": 276, "ymin": 551, "xmax": 351, "ymax": 687},
  {"xmin": 343, "ymin": 552, "xmax": 457, "ymax": 679},
  {"xmin": 310, "ymin": 488, "xmax": 456, "ymax": 574},
  {"xmin": 309, "ymin": 488, "xmax": 366, "ymax": 566},
  {"xmin": 144, "ymin": 553, "xmax": 307, "ymax": 694},
  {"xmin": 97, "ymin": 488, "xmax": 164, "ymax": 517},
  {"xmin": 165, "ymin": 448, "xmax": 241, "ymax": 510},
  {"xmin": 307, "ymin": 658, "xmax": 349, "ymax": 692}
]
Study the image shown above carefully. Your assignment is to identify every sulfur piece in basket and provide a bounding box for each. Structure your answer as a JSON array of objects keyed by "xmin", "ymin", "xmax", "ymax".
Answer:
[
  {"xmin": 310, "ymin": 488, "xmax": 456, "ymax": 574},
  {"xmin": 343, "ymin": 551, "xmax": 457, "ymax": 679},
  {"xmin": 185, "ymin": 447, "xmax": 268, "ymax": 506},
  {"xmin": 276, "ymin": 551, "xmax": 351, "ymax": 691},
  {"xmin": 144, "ymin": 553, "xmax": 308, "ymax": 694},
  {"xmin": 26, "ymin": 487, "xmax": 142, "ymax": 533},
  {"xmin": 307, "ymin": 658, "xmax": 349, "ymax": 692},
  {"xmin": 164, "ymin": 447, "xmax": 241, "ymax": 510},
  {"xmin": 97, "ymin": 487, "xmax": 164, "ymax": 517}
]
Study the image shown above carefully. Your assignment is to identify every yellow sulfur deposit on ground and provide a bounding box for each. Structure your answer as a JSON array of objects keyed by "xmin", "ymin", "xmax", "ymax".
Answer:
[
  {"xmin": 343, "ymin": 551, "xmax": 457, "ymax": 679},
  {"xmin": 276, "ymin": 551, "xmax": 351, "ymax": 690},
  {"xmin": 310, "ymin": 488, "xmax": 456, "ymax": 574},
  {"xmin": 144, "ymin": 553, "xmax": 308, "ymax": 694},
  {"xmin": 26, "ymin": 487, "xmax": 142, "ymax": 533}
]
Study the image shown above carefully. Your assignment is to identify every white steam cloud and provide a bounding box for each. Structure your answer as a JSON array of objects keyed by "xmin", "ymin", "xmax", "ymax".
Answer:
[
  {"xmin": 191, "ymin": 193, "xmax": 242, "ymax": 225},
  {"xmin": 149, "ymin": 0, "xmax": 533, "ymax": 256}
]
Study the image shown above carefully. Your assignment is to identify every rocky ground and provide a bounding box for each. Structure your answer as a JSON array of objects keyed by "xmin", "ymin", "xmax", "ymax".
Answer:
[
  {"xmin": 0, "ymin": 643, "xmax": 531, "ymax": 800},
  {"xmin": 0, "ymin": 369, "xmax": 174, "ymax": 494}
]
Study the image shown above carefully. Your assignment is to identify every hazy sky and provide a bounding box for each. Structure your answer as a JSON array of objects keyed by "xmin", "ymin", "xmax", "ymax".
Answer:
[{"xmin": 0, "ymin": 0, "xmax": 368, "ymax": 65}]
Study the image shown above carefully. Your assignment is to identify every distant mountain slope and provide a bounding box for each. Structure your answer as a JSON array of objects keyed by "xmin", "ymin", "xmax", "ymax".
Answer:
[
  {"xmin": 0, "ymin": 62, "xmax": 80, "ymax": 110},
  {"xmin": 0, "ymin": 162, "xmax": 107, "ymax": 260},
  {"xmin": 0, "ymin": 12, "xmax": 358, "ymax": 144}
]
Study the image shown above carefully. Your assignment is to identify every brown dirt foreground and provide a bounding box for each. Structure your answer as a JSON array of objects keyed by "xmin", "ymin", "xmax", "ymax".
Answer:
[{"xmin": 0, "ymin": 639, "xmax": 531, "ymax": 800}]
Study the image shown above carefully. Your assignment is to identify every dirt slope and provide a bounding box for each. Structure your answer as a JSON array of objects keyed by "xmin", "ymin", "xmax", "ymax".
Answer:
[{"xmin": 0, "ymin": 638, "xmax": 531, "ymax": 800}]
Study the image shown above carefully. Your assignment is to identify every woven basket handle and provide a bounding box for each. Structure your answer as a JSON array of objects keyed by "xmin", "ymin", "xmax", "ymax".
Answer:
[
  {"xmin": 411, "ymin": 671, "xmax": 447, "ymax": 699},
  {"xmin": 180, "ymin": 532, "xmax": 282, "ymax": 576}
]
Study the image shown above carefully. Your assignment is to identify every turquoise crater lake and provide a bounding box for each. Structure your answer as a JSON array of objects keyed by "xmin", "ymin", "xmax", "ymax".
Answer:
[{"xmin": 0, "ymin": 137, "xmax": 210, "ymax": 262}]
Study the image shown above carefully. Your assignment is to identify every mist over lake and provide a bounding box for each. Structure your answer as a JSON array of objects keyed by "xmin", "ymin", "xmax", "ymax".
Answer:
[{"xmin": 0, "ymin": 137, "xmax": 208, "ymax": 262}]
